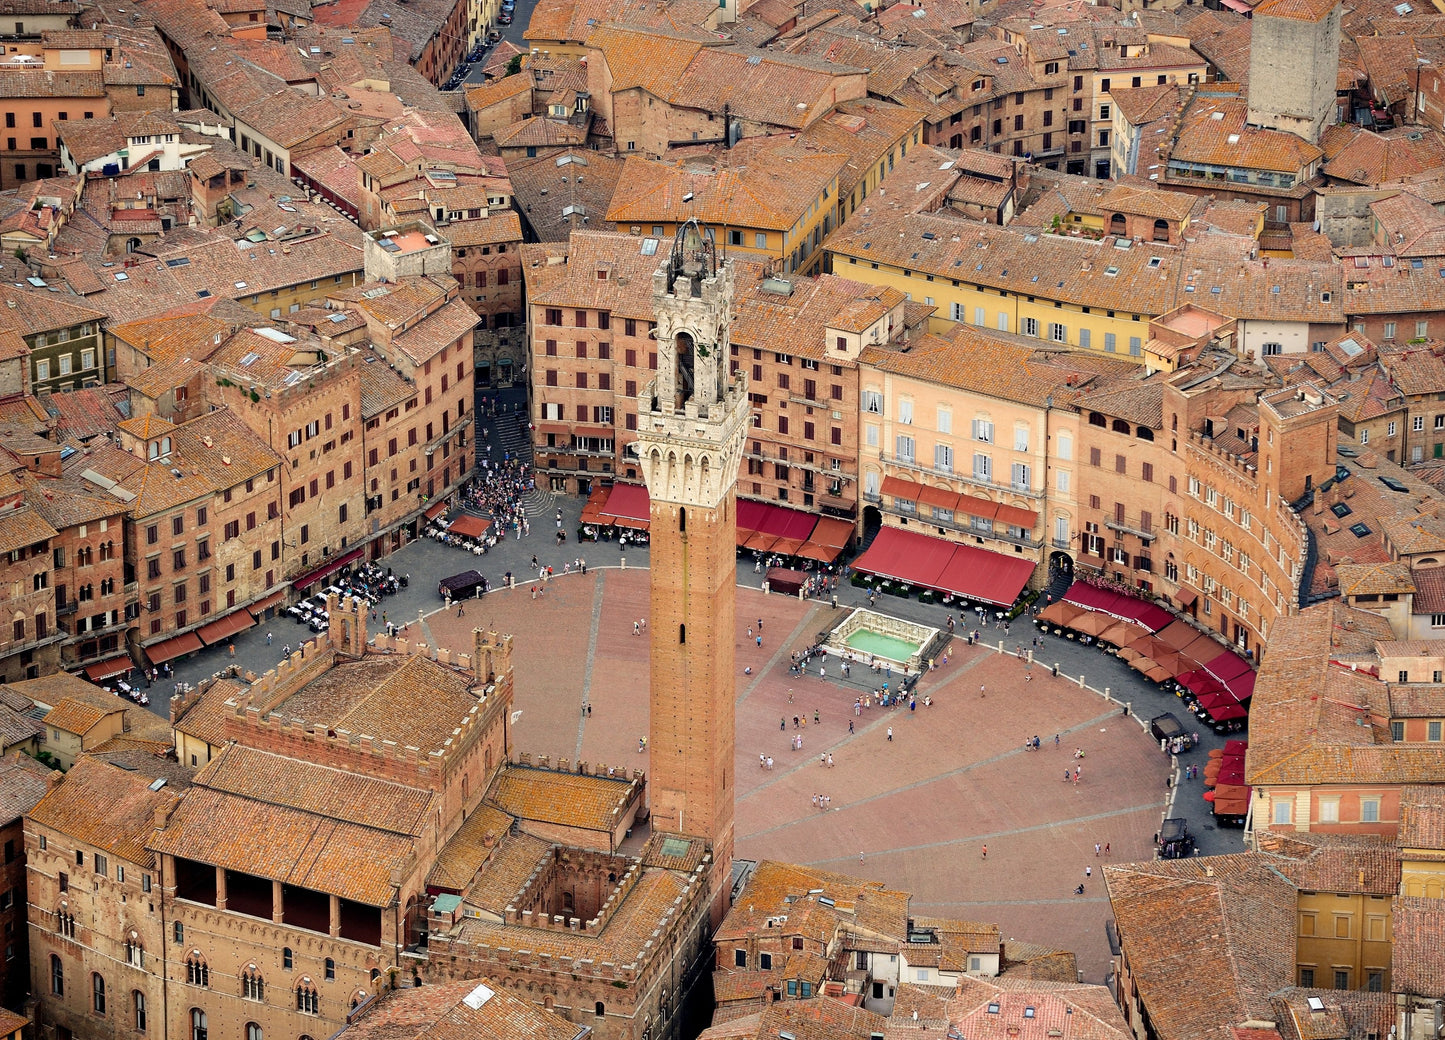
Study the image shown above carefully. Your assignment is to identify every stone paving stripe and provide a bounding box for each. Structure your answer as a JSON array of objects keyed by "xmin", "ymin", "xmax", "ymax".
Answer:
[{"xmin": 573, "ymin": 571, "xmax": 606, "ymax": 760}]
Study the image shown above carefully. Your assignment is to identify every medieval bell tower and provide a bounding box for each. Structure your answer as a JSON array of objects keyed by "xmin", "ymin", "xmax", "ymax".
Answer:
[{"xmin": 635, "ymin": 220, "xmax": 749, "ymax": 899}]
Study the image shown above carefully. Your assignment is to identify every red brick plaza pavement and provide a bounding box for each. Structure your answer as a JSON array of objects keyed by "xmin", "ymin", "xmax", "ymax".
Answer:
[{"xmin": 424, "ymin": 567, "xmax": 1168, "ymax": 983}]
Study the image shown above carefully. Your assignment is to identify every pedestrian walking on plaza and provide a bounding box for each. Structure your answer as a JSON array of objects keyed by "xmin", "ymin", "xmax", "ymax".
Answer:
[
  {"xmin": 827, "ymin": 753, "xmax": 834, "ymax": 767},
  {"xmin": 982, "ymin": 844, "xmax": 987, "ymax": 859},
  {"xmin": 980, "ymin": 684, "xmax": 986, "ymax": 698},
  {"xmin": 814, "ymin": 709, "xmax": 820, "ymax": 724},
  {"xmin": 886, "ymin": 726, "xmax": 893, "ymax": 742},
  {"xmin": 266, "ymin": 632, "xmax": 273, "ymax": 645},
  {"xmin": 1104, "ymin": 842, "xmax": 1110, "ymax": 854},
  {"xmin": 848, "ymin": 720, "xmax": 854, "ymax": 733},
  {"xmin": 1085, "ymin": 866, "xmax": 1092, "ymax": 879},
  {"xmin": 1095, "ymin": 843, "xmax": 1101, "ymax": 856}
]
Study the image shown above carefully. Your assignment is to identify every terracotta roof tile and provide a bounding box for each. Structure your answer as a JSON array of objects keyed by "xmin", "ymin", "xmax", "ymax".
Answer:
[
  {"xmin": 1392, "ymin": 896, "xmax": 1445, "ymax": 997},
  {"xmin": 0, "ymin": 750, "xmax": 53, "ymax": 825},
  {"xmin": 171, "ymin": 677, "xmax": 249, "ymax": 749},
  {"xmin": 605, "ymin": 144, "xmax": 846, "ymax": 231},
  {"xmin": 268, "ymin": 652, "xmax": 482, "ymax": 758},
  {"xmin": 150, "ymin": 785, "xmax": 415, "ymax": 905},
  {"xmin": 339, "ymin": 977, "xmax": 583, "ymax": 1040},
  {"xmin": 193, "ymin": 743, "xmax": 436, "ymax": 836},
  {"xmin": 42, "ymin": 697, "xmax": 123, "ymax": 737},
  {"xmin": 485, "ymin": 764, "xmax": 638, "ymax": 832},
  {"xmin": 427, "ymin": 803, "xmax": 517, "ymax": 892},
  {"xmin": 30, "ymin": 755, "xmax": 179, "ymax": 868},
  {"xmin": 455, "ymin": 828, "xmax": 552, "ymax": 911}
]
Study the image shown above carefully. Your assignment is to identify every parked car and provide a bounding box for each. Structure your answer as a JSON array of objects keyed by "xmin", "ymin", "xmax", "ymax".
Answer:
[{"xmin": 498, "ymin": 11, "xmax": 512, "ymax": 23}]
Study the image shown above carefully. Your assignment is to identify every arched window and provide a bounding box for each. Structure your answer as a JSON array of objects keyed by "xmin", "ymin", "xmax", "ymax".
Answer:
[
  {"xmin": 1089, "ymin": 412, "xmax": 1107, "ymax": 427},
  {"xmin": 1136, "ymin": 427, "xmax": 1154, "ymax": 442},
  {"xmin": 57, "ymin": 906, "xmax": 76, "ymax": 938},
  {"xmin": 125, "ymin": 237, "xmax": 142, "ymax": 254},
  {"xmin": 1109, "ymin": 213, "xmax": 1127, "ymax": 236},
  {"xmin": 349, "ymin": 989, "xmax": 368, "ymax": 1011},
  {"xmin": 185, "ymin": 954, "xmax": 209, "ymax": 988},
  {"xmin": 282, "ymin": 947, "xmax": 293, "ymax": 970},
  {"xmin": 296, "ymin": 982, "xmax": 319, "ymax": 1015},
  {"xmin": 125, "ymin": 937, "xmax": 143, "ymax": 968},
  {"xmin": 369, "ymin": 969, "xmax": 381, "ymax": 984},
  {"xmin": 190, "ymin": 1008, "xmax": 207, "ymax": 1040},
  {"xmin": 246, "ymin": 1023, "xmax": 262, "ymax": 1040},
  {"xmin": 1153, "ymin": 218, "xmax": 1170, "ymax": 242},
  {"xmin": 678, "ymin": 623, "xmax": 686, "ymax": 644},
  {"xmin": 92, "ymin": 972, "xmax": 107, "ymax": 1014},
  {"xmin": 324, "ymin": 958, "xmax": 335, "ymax": 981},
  {"xmin": 595, "ymin": 1002, "xmax": 606, "ymax": 1018},
  {"xmin": 133, "ymin": 991, "xmax": 147, "ymax": 1032},
  {"xmin": 1111, "ymin": 418, "xmax": 1130, "ymax": 434},
  {"xmin": 50, "ymin": 954, "xmax": 63, "ymax": 995},
  {"xmin": 242, "ymin": 967, "xmax": 264, "ymax": 1001},
  {"xmin": 679, "ymin": 507, "xmax": 686, "ymax": 532}
]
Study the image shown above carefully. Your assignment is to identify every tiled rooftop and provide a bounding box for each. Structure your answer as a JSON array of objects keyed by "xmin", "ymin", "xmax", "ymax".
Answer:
[
  {"xmin": 485, "ymin": 764, "xmax": 637, "ymax": 833},
  {"xmin": 268, "ymin": 652, "xmax": 481, "ymax": 759},
  {"xmin": 30, "ymin": 755, "xmax": 179, "ymax": 868}
]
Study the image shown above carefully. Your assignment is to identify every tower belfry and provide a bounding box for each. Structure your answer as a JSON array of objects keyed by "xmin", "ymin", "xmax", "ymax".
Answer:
[{"xmin": 635, "ymin": 220, "xmax": 749, "ymax": 906}]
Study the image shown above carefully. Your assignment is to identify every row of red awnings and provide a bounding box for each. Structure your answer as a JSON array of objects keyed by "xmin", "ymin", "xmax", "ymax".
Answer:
[
  {"xmin": 580, "ymin": 484, "xmax": 856, "ymax": 562},
  {"xmin": 880, "ymin": 476, "xmax": 1039, "ymax": 531},
  {"xmin": 853, "ymin": 526, "xmax": 1035, "ymax": 606}
]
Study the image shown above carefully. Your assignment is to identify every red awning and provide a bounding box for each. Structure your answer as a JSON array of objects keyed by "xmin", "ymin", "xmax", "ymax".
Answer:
[
  {"xmin": 83, "ymin": 656, "xmax": 132, "ymax": 682},
  {"xmin": 737, "ymin": 498, "xmax": 770, "ymax": 534},
  {"xmin": 424, "ymin": 500, "xmax": 449, "ymax": 521},
  {"xmin": 855, "ymin": 527, "xmax": 1035, "ymax": 605},
  {"xmin": 292, "ymin": 547, "xmax": 365, "ymax": 590},
  {"xmin": 449, "ymin": 514, "xmax": 492, "ymax": 539},
  {"xmin": 197, "ymin": 610, "xmax": 256, "ymax": 646},
  {"xmin": 745, "ymin": 530, "xmax": 778, "ymax": 552},
  {"xmin": 933, "ymin": 543, "xmax": 1036, "ymax": 606},
  {"xmin": 916, "ymin": 485, "xmax": 961, "ymax": 511},
  {"xmin": 145, "ymin": 631, "xmax": 203, "ymax": 664},
  {"xmin": 795, "ymin": 540, "xmax": 844, "ymax": 563},
  {"xmin": 1203, "ymin": 650, "xmax": 1252, "ymax": 683},
  {"xmin": 772, "ymin": 537, "xmax": 807, "ymax": 557},
  {"xmin": 855, "ymin": 526, "xmax": 955, "ymax": 587},
  {"xmin": 956, "ymin": 495, "xmax": 999, "ymax": 521},
  {"xmin": 536, "ymin": 423, "xmax": 572, "ymax": 437},
  {"xmin": 809, "ymin": 518, "xmax": 854, "ymax": 549},
  {"xmin": 995, "ymin": 503, "xmax": 1039, "ymax": 530},
  {"xmin": 600, "ymin": 483, "xmax": 650, "ymax": 524},
  {"xmin": 881, "ymin": 475, "xmax": 921, "ymax": 500},
  {"xmin": 248, "ymin": 590, "xmax": 286, "ymax": 617}
]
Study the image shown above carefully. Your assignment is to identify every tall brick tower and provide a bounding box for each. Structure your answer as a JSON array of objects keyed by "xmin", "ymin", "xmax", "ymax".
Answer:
[{"xmin": 635, "ymin": 220, "xmax": 749, "ymax": 899}]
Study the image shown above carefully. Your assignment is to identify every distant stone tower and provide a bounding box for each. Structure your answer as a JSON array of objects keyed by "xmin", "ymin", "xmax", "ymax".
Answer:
[
  {"xmin": 1245, "ymin": 0, "xmax": 1341, "ymax": 142},
  {"xmin": 635, "ymin": 220, "xmax": 749, "ymax": 907}
]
